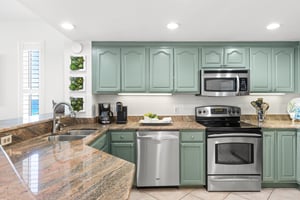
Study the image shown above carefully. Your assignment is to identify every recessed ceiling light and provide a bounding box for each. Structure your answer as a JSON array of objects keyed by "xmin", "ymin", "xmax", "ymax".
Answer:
[
  {"xmin": 61, "ymin": 22, "xmax": 75, "ymax": 30},
  {"xmin": 167, "ymin": 22, "xmax": 179, "ymax": 30},
  {"xmin": 266, "ymin": 23, "xmax": 280, "ymax": 30}
]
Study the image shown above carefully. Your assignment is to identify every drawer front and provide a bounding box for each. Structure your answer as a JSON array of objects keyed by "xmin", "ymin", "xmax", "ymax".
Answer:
[
  {"xmin": 181, "ymin": 131, "xmax": 204, "ymax": 142},
  {"xmin": 111, "ymin": 131, "xmax": 135, "ymax": 142}
]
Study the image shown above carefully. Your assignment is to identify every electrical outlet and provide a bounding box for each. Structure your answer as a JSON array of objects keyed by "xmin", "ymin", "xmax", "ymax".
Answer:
[{"xmin": 1, "ymin": 135, "xmax": 12, "ymax": 146}]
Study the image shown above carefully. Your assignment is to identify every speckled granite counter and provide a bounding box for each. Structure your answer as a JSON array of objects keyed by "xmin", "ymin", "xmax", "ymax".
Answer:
[
  {"xmin": 0, "ymin": 118, "xmax": 204, "ymax": 200},
  {"xmin": 1, "ymin": 127, "xmax": 135, "ymax": 200},
  {"xmin": 1, "ymin": 114, "xmax": 300, "ymax": 200},
  {"xmin": 241, "ymin": 115, "xmax": 300, "ymax": 129}
]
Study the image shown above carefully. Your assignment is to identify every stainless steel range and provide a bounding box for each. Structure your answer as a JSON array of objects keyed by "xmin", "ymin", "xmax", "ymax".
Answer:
[{"xmin": 195, "ymin": 105, "xmax": 262, "ymax": 192}]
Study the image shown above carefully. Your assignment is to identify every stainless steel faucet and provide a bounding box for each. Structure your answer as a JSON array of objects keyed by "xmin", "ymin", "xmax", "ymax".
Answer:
[{"xmin": 52, "ymin": 102, "xmax": 76, "ymax": 134}]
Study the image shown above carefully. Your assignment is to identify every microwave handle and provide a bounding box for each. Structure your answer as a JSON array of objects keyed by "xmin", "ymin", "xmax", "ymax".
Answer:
[{"xmin": 236, "ymin": 75, "xmax": 240, "ymax": 95}]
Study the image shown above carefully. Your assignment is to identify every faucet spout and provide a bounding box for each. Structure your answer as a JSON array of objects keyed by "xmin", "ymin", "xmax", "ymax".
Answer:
[{"xmin": 52, "ymin": 102, "xmax": 76, "ymax": 134}]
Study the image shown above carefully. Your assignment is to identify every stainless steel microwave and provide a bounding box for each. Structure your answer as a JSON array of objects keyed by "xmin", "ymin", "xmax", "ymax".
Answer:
[{"xmin": 201, "ymin": 69, "xmax": 249, "ymax": 96}]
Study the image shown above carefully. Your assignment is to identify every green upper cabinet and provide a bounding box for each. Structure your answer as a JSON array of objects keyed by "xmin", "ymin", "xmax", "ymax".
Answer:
[
  {"xmin": 202, "ymin": 47, "xmax": 223, "ymax": 68},
  {"xmin": 250, "ymin": 47, "xmax": 295, "ymax": 93},
  {"xmin": 149, "ymin": 48, "xmax": 174, "ymax": 92},
  {"xmin": 250, "ymin": 48, "xmax": 272, "ymax": 92},
  {"xmin": 202, "ymin": 47, "xmax": 248, "ymax": 68},
  {"xmin": 174, "ymin": 48, "xmax": 199, "ymax": 92},
  {"xmin": 92, "ymin": 48, "xmax": 121, "ymax": 93},
  {"xmin": 121, "ymin": 48, "xmax": 146, "ymax": 92},
  {"xmin": 272, "ymin": 48, "xmax": 294, "ymax": 92}
]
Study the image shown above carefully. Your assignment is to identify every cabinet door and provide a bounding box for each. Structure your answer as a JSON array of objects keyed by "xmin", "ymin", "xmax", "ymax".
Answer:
[
  {"xmin": 273, "ymin": 48, "xmax": 294, "ymax": 92},
  {"xmin": 201, "ymin": 47, "xmax": 223, "ymax": 68},
  {"xmin": 250, "ymin": 48, "xmax": 272, "ymax": 92},
  {"xmin": 121, "ymin": 48, "xmax": 146, "ymax": 92},
  {"xmin": 90, "ymin": 133, "xmax": 107, "ymax": 151},
  {"xmin": 277, "ymin": 131, "xmax": 296, "ymax": 182},
  {"xmin": 149, "ymin": 48, "xmax": 173, "ymax": 92},
  {"xmin": 224, "ymin": 48, "xmax": 248, "ymax": 68},
  {"xmin": 174, "ymin": 48, "xmax": 199, "ymax": 92},
  {"xmin": 263, "ymin": 131, "xmax": 276, "ymax": 182},
  {"xmin": 297, "ymin": 131, "xmax": 300, "ymax": 185},
  {"xmin": 180, "ymin": 143, "xmax": 205, "ymax": 185},
  {"xmin": 111, "ymin": 143, "xmax": 135, "ymax": 163},
  {"xmin": 92, "ymin": 48, "xmax": 121, "ymax": 93}
]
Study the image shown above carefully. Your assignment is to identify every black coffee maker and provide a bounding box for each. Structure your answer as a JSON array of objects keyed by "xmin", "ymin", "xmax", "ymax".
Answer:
[
  {"xmin": 116, "ymin": 102, "xmax": 127, "ymax": 124},
  {"xmin": 98, "ymin": 103, "xmax": 113, "ymax": 124}
]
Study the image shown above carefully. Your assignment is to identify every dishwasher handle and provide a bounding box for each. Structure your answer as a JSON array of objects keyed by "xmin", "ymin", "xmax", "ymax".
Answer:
[{"xmin": 137, "ymin": 134, "xmax": 178, "ymax": 141}]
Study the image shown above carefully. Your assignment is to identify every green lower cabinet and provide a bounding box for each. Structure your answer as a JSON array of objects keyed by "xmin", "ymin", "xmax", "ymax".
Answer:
[
  {"xmin": 111, "ymin": 143, "xmax": 135, "ymax": 163},
  {"xmin": 263, "ymin": 130, "xmax": 297, "ymax": 184},
  {"xmin": 89, "ymin": 132, "xmax": 109, "ymax": 153},
  {"xmin": 180, "ymin": 131, "xmax": 205, "ymax": 185},
  {"xmin": 110, "ymin": 131, "xmax": 136, "ymax": 164},
  {"xmin": 297, "ymin": 131, "xmax": 300, "ymax": 186}
]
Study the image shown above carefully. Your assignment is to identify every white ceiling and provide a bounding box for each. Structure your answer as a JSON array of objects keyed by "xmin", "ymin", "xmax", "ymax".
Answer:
[{"xmin": 4, "ymin": 0, "xmax": 300, "ymax": 41}]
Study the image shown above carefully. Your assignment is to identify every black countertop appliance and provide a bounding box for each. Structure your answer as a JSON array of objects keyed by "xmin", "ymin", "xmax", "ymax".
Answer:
[
  {"xmin": 116, "ymin": 102, "xmax": 127, "ymax": 124},
  {"xmin": 98, "ymin": 103, "xmax": 113, "ymax": 124}
]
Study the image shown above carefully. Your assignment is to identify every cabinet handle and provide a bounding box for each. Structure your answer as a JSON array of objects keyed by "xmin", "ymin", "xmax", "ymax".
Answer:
[
  {"xmin": 120, "ymin": 136, "xmax": 124, "ymax": 139},
  {"xmin": 191, "ymin": 136, "xmax": 194, "ymax": 139}
]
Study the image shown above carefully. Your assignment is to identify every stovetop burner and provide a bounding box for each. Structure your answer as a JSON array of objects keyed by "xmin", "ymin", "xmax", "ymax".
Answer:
[{"xmin": 195, "ymin": 105, "xmax": 261, "ymax": 132}]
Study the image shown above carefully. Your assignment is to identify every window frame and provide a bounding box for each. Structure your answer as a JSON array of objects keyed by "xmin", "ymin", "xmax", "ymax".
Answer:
[{"xmin": 18, "ymin": 42, "xmax": 44, "ymax": 118}]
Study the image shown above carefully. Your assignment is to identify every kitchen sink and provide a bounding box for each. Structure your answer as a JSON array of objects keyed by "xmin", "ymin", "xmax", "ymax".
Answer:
[
  {"xmin": 65, "ymin": 129, "xmax": 97, "ymax": 136},
  {"xmin": 48, "ymin": 134, "xmax": 86, "ymax": 142}
]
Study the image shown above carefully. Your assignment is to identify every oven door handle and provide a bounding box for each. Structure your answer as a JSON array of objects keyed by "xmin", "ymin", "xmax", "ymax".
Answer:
[
  {"xmin": 210, "ymin": 176, "xmax": 260, "ymax": 182},
  {"xmin": 207, "ymin": 133, "xmax": 262, "ymax": 138}
]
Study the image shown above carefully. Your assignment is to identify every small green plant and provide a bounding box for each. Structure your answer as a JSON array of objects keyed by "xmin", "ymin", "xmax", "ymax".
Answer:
[
  {"xmin": 69, "ymin": 77, "xmax": 84, "ymax": 91},
  {"xmin": 70, "ymin": 56, "xmax": 84, "ymax": 70},
  {"xmin": 70, "ymin": 97, "xmax": 84, "ymax": 112}
]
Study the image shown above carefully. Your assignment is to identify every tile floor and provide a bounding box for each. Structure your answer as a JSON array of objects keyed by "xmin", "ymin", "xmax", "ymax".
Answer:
[{"xmin": 129, "ymin": 187, "xmax": 300, "ymax": 200}]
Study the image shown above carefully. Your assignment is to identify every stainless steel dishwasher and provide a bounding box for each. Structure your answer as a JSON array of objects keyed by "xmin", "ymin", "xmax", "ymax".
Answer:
[{"xmin": 136, "ymin": 131, "xmax": 179, "ymax": 187}]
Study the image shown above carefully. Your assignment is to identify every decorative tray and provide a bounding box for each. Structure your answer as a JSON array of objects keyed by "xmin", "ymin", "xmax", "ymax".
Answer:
[{"xmin": 139, "ymin": 118, "xmax": 173, "ymax": 125}]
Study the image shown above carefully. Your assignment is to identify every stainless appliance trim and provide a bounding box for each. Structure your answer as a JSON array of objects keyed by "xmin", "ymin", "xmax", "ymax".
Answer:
[
  {"xmin": 201, "ymin": 69, "xmax": 249, "ymax": 96},
  {"xmin": 207, "ymin": 136, "xmax": 262, "ymax": 175},
  {"xmin": 136, "ymin": 131, "xmax": 179, "ymax": 187},
  {"xmin": 207, "ymin": 133, "xmax": 262, "ymax": 138}
]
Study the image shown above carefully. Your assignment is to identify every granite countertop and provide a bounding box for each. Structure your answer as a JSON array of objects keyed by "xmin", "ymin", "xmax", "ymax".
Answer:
[
  {"xmin": 1, "ymin": 127, "xmax": 135, "ymax": 200},
  {"xmin": 0, "ymin": 119, "xmax": 204, "ymax": 200},
  {"xmin": 1, "ymin": 114, "xmax": 300, "ymax": 200}
]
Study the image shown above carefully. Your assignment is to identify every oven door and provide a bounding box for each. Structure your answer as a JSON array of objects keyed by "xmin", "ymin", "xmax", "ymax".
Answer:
[{"xmin": 207, "ymin": 133, "xmax": 262, "ymax": 175}]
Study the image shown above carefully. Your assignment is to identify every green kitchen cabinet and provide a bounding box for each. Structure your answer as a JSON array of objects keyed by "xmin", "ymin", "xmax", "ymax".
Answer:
[
  {"xmin": 250, "ymin": 48, "xmax": 272, "ymax": 92},
  {"xmin": 277, "ymin": 131, "xmax": 297, "ymax": 182},
  {"xmin": 297, "ymin": 131, "xmax": 300, "ymax": 185},
  {"xmin": 250, "ymin": 47, "xmax": 295, "ymax": 93},
  {"xmin": 174, "ymin": 48, "xmax": 199, "ymax": 92},
  {"xmin": 180, "ymin": 131, "xmax": 205, "ymax": 185},
  {"xmin": 263, "ymin": 130, "xmax": 297, "ymax": 183},
  {"xmin": 110, "ymin": 131, "xmax": 136, "ymax": 163},
  {"xmin": 92, "ymin": 48, "xmax": 121, "ymax": 93},
  {"xmin": 89, "ymin": 132, "xmax": 109, "ymax": 153},
  {"xmin": 149, "ymin": 48, "xmax": 174, "ymax": 92},
  {"xmin": 202, "ymin": 47, "xmax": 248, "ymax": 68},
  {"xmin": 263, "ymin": 131, "xmax": 275, "ymax": 182},
  {"xmin": 272, "ymin": 48, "xmax": 295, "ymax": 92},
  {"xmin": 121, "ymin": 48, "xmax": 147, "ymax": 92}
]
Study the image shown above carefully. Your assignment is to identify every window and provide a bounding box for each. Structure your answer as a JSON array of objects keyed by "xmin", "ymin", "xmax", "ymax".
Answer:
[{"xmin": 20, "ymin": 43, "xmax": 43, "ymax": 118}]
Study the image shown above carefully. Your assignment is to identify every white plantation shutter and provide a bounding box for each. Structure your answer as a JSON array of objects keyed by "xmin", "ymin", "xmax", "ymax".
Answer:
[{"xmin": 21, "ymin": 43, "xmax": 42, "ymax": 118}]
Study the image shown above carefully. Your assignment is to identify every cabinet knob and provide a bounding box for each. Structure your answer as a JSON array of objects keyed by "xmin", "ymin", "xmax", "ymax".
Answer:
[
  {"xmin": 120, "ymin": 136, "xmax": 124, "ymax": 139},
  {"xmin": 191, "ymin": 136, "xmax": 194, "ymax": 139}
]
